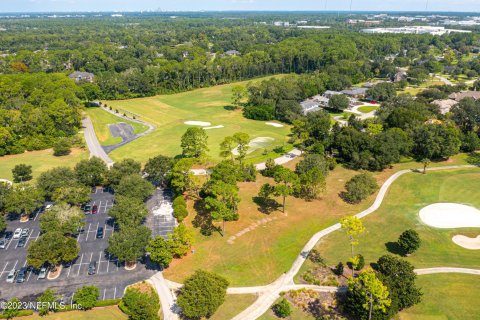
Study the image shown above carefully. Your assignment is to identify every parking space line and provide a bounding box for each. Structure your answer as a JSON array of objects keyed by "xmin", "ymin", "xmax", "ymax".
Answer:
[
  {"xmin": 5, "ymin": 237, "xmax": 14, "ymax": 250},
  {"xmin": 34, "ymin": 230, "xmax": 41, "ymax": 241},
  {"xmin": 12, "ymin": 260, "xmax": 18, "ymax": 270},
  {"xmin": 113, "ymin": 287, "xmax": 117, "ymax": 299},
  {"xmin": 76, "ymin": 254, "xmax": 84, "ymax": 277},
  {"xmin": 106, "ymin": 254, "xmax": 110, "ymax": 273},
  {"xmin": 26, "ymin": 269, "xmax": 33, "ymax": 281},
  {"xmin": 98, "ymin": 251, "xmax": 103, "ymax": 272},
  {"xmin": 22, "ymin": 260, "xmax": 27, "ymax": 267},
  {"xmin": 0, "ymin": 262, "xmax": 9, "ymax": 277},
  {"xmin": 103, "ymin": 288, "xmax": 106, "ymax": 300},
  {"xmin": 84, "ymin": 223, "xmax": 91, "ymax": 242},
  {"xmin": 102, "ymin": 223, "xmax": 106, "ymax": 238},
  {"xmin": 24, "ymin": 229, "xmax": 34, "ymax": 247}
]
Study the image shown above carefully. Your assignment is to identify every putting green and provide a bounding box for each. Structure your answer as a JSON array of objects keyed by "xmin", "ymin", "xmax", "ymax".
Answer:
[{"xmin": 104, "ymin": 77, "xmax": 291, "ymax": 163}]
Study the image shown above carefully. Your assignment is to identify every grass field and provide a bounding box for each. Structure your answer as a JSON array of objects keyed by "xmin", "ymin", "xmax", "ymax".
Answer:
[
  {"xmin": 22, "ymin": 306, "xmax": 127, "ymax": 320},
  {"xmin": 259, "ymin": 297, "xmax": 314, "ymax": 320},
  {"xmin": 85, "ymin": 107, "xmax": 149, "ymax": 146},
  {"xmin": 0, "ymin": 148, "xmax": 88, "ymax": 182},
  {"xmin": 105, "ymin": 77, "xmax": 291, "ymax": 164},
  {"xmin": 357, "ymin": 105, "xmax": 379, "ymax": 113},
  {"xmin": 210, "ymin": 294, "xmax": 257, "ymax": 320},
  {"xmin": 306, "ymin": 168, "xmax": 480, "ymax": 272},
  {"xmin": 399, "ymin": 274, "xmax": 480, "ymax": 320}
]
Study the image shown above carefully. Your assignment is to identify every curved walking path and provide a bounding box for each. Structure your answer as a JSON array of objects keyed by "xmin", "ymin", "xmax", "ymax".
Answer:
[
  {"xmin": 82, "ymin": 117, "xmax": 114, "ymax": 167},
  {"xmin": 229, "ymin": 164, "xmax": 477, "ymax": 320},
  {"xmin": 415, "ymin": 267, "xmax": 480, "ymax": 276}
]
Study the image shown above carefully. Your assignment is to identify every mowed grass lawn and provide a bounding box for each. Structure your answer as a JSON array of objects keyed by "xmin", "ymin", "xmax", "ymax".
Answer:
[
  {"xmin": 105, "ymin": 77, "xmax": 291, "ymax": 163},
  {"xmin": 22, "ymin": 306, "xmax": 127, "ymax": 320},
  {"xmin": 210, "ymin": 294, "xmax": 257, "ymax": 320},
  {"xmin": 312, "ymin": 168, "xmax": 480, "ymax": 270},
  {"xmin": 84, "ymin": 107, "xmax": 149, "ymax": 146},
  {"xmin": 357, "ymin": 105, "xmax": 379, "ymax": 113},
  {"xmin": 0, "ymin": 148, "xmax": 88, "ymax": 182},
  {"xmin": 399, "ymin": 274, "xmax": 480, "ymax": 320}
]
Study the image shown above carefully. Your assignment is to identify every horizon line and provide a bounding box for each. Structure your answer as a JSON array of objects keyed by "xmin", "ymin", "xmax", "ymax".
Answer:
[{"xmin": 0, "ymin": 10, "xmax": 479, "ymax": 14}]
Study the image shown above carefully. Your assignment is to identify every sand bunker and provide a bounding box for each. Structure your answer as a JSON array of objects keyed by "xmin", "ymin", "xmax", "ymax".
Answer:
[
  {"xmin": 204, "ymin": 125, "xmax": 224, "ymax": 130},
  {"xmin": 419, "ymin": 203, "xmax": 480, "ymax": 228},
  {"xmin": 265, "ymin": 122, "xmax": 284, "ymax": 128},
  {"xmin": 184, "ymin": 121, "xmax": 211, "ymax": 126},
  {"xmin": 452, "ymin": 235, "xmax": 480, "ymax": 250},
  {"xmin": 232, "ymin": 137, "xmax": 274, "ymax": 156}
]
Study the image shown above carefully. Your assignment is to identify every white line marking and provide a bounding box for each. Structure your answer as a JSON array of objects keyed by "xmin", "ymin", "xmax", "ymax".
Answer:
[
  {"xmin": 103, "ymin": 288, "xmax": 106, "ymax": 300},
  {"xmin": 12, "ymin": 260, "xmax": 18, "ymax": 270},
  {"xmin": 34, "ymin": 231, "xmax": 41, "ymax": 242},
  {"xmin": 85, "ymin": 223, "xmax": 91, "ymax": 241},
  {"xmin": 76, "ymin": 254, "xmax": 84, "ymax": 277},
  {"xmin": 0, "ymin": 262, "xmax": 9, "ymax": 277},
  {"xmin": 5, "ymin": 238, "xmax": 13, "ymax": 250},
  {"xmin": 102, "ymin": 224, "xmax": 106, "ymax": 238},
  {"xmin": 113, "ymin": 287, "xmax": 117, "ymax": 299},
  {"xmin": 24, "ymin": 229, "xmax": 34, "ymax": 247},
  {"xmin": 26, "ymin": 269, "xmax": 32, "ymax": 281},
  {"xmin": 22, "ymin": 260, "xmax": 27, "ymax": 267},
  {"xmin": 106, "ymin": 254, "xmax": 110, "ymax": 273}
]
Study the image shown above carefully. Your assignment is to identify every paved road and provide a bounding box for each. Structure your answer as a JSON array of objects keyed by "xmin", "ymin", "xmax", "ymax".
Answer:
[
  {"xmin": 82, "ymin": 117, "xmax": 114, "ymax": 167},
  {"xmin": 148, "ymin": 273, "xmax": 180, "ymax": 320}
]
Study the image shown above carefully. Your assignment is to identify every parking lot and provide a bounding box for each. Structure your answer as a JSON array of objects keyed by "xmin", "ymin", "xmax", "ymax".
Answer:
[
  {"xmin": 0, "ymin": 187, "xmax": 159, "ymax": 302},
  {"xmin": 146, "ymin": 189, "xmax": 177, "ymax": 239}
]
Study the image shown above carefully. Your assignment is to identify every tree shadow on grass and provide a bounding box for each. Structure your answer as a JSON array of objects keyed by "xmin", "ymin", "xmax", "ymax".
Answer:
[
  {"xmin": 385, "ymin": 241, "xmax": 405, "ymax": 256},
  {"xmin": 223, "ymin": 105, "xmax": 238, "ymax": 111},
  {"xmin": 252, "ymin": 196, "xmax": 280, "ymax": 215},
  {"xmin": 192, "ymin": 200, "xmax": 221, "ymax": 236}
]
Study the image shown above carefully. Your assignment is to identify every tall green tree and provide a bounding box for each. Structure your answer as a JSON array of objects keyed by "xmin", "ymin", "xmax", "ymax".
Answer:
[
  {"xmin": 232, "ymin": 132, "xmax": 250, "ymax": 166},
  {"xmin": 340, "ymin": 216, "xmax": 366, "ymax": 276},
  {"xmin": 170, "ymin": 158, "xmax": 195, "ymax": 195},
  {"xmin": 74, "ymin": 157, "xmax": 108, "ymax": 187},
  {"xmin": 204, "ymin": 180, "xmax": 240, "ymax": 236},
  {"xmin": 177, "ymin": 270, "xmax": 229, "ymax": 319},
  {"xmin": 181, "ymin": 127, "xmax": 209, "ymax": 159},
  {"xmin": 12, "ymin": 164, "xmax": 33, "ymax": 183},
  {"xmin": 147, "ymin": 236, "xmax": 173, "ymax": 268},
  {"xmin": 115, "ymin": 174, "xmax": 154, "ymax": 201},
  {"xmin": 143, "ymin": 155, "xmax": 173, "ymax": 186},
  {"xmin": 73, "ymin": 286, "xmax": 99, "ymax": 310},
  {"xmin": 272, "ymin": 167, "xmax": 299, "ymax": 213},
  {"xmin": 52, "ymin": 185, "xmax": 91, "ymax": 205},
  {"xmin": 107, "ymin": 159, "xmax": 141, "ymax": 187},
  {"xmin": 167, "ymin": 224, "xmax": 195, "ymax": 258},
  {"xmin": 37, "ymin": 289, "xmax": 59, "ymax": 316},
  {"xmin": 5, "ymin": 184, "xmax": 44, "ymax": 219},
  {"xmin": 108, "ymin": 196, "xmax": 149, "ymax": 228},
  {"xmin": 39, "ymin": 203, "xmax": 85, "ymax": 235},
  {"xmin": 108, "ymin": 225, "xmax": 151, "ymax": 265},
  {"xmin": 27, "ymin": 231, "xmax": 79, "ymax": 269},
  {"xmin": 37, "ymin": 167, "xmax": 77, "ymax": 199}
]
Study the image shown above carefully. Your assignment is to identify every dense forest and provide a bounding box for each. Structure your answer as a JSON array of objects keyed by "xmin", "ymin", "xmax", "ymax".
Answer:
[{"xmin": 0, "ymin": 13, "xmax": 479, "ymax": 155}]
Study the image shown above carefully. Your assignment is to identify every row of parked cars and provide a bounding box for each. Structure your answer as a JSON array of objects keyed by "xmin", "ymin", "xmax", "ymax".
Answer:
[
  {"xmin": 6, "ymin": 265, "xmax": 48, "ymax": 283},
  {"xmin": 81, "ymin": 204, "xmax": 98, "ymax": 215},
  {"xmin": 0, "ymin": 227, "xmax": 31, "ymax": 249}
]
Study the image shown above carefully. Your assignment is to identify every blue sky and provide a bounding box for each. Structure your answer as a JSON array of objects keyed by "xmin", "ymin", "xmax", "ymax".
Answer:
[{"xmin": 1, "ymin": 0, "xmax": 479, "ymax": 13}]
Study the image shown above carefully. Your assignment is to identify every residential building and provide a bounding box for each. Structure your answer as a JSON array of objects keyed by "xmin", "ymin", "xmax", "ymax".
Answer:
[
  {"xmin": 300, "ymin": 95, "xmax": 329, "ymax": 115},
  {"xmin": 341, "ymin": 87, "xmax": 369, "ymax": 99},
  {"xmin": 448, "ymin": 91, "xmax": 480, "ymax": 102},
  {"xmin": 432, "ymin": 99, "xmax": 458, "ymax": 114},
  {"xmin": 68, "ymin": 71, "xmax": 94, "ymax": 83}
]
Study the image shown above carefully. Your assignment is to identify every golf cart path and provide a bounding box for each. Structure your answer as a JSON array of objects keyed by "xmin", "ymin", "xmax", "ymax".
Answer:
[
  {"xmin": 82, "ymin": 117, "xmax": 114, "ymax": 167},
  {"xmin": 227, "ymin": 164, "xmax": 477, "ymax": 320},
  {"xmin": 415, "ymin": 267, "xmax": 480, "ymax": 275}
]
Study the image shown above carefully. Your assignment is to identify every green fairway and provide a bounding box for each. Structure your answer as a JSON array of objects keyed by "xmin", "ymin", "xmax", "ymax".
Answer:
[
  {"xmin": 357, "ymin": 105, "xmax": 379, "ymax": 113},
  {"xmin": 105, "ymin": 77, "xmax": 291, "ymax": 163},
  {"xmin": 399, "ymin": 274, "xmax": 480, "ymax": 320},
  {"xmin": 85, "ymin": 107, "xmax": 149, "ymax": 146},
  {"xmin": 0, "ymin": 148, "xmax": 88, "ymax": 182},
  {"xmin": 211, "ymin": 294, "xmax": 257, "ymax": 320},
  {"xmin": 312, "ymin": 168, "xmax": 480, "ymax": 270}
]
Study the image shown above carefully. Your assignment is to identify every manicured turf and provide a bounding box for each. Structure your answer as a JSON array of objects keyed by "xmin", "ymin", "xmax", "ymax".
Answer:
[
  {"xmin": 312, "ymin": 168, "xmax": 480, "ymax": 270},
  {"xmin": 399, "ymin": 274, "xmax": 480, "ymax": 320},
  {"xmin": 85, "ymin": 107, "xmax": 149, "ymax": 146},
  {"xmin": 0, "ymin": 148, "xmax": 88, "ymax": 182},
  {"xmin": 22, "ymin": 306, "xmax": 127, "ymax": 320},
  {"xmin": 357, "ymin": 105, "xmax": 379, "ymax": 113},
  {"xmin": 211, "ymin": 294, "xmax": 257, "ymax": 320},
  {"xmin": 164, "ymin": 154, "xmax": 471, "ymax": 287},
  {"xmin": 105, "ymin": 77, "xmax": 291, "ymax": 163}
]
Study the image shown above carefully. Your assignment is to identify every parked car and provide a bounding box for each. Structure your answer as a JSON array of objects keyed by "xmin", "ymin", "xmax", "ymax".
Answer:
[
  {"xmin": 38, "ymin": 267, "xmax": 48, "ymax": 279},
  {"xmin": 45, "ymin": 204, "xmax": 53, "ymax": 210},
  {"xmin": 92, "ymin": 205, "xmax": 98, "ymax": 214},
  {"xmin": 6, "ymin": 269, "xmax": 17, "ymax": 283},
  {"xmin": 4, "ymin": 231, "xmax": 13, "ymax": 240},
  {"xmin": 13, "ymin": 228, "xmax": 22, "ymax": 239},
  {"xmin": 83, "ymin": 205, "xmax": 91, "ymax": 214},
  {"xmin": 17, "ymin": 237, "xmax": 27, "ymax": 247},
  {"xmin": 21, "ymin": 228, "xmax": 30, "ymax": 238},
  {"xmin": 16, "ymin": 267, "xmax": 27, "ymax": 283},
  {"xmin": 88, "ymin": 261, "xmax": 96, "ymax": 275},
  {"xmin": 0, "ymin": 238, "xmax": 8, "ymax": 249},
  {"xmin": 96, "ymin": 227, "xmax": 104, "ymax": 239}
]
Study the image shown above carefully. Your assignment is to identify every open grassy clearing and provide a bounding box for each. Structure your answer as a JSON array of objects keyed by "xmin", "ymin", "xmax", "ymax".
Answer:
[
  {"xmin": 357, "ymin": 105, "xmax": 379, "ymax": 113},
  {"xmin": 306, "ymin": 167, "xmax": 480, "ymax": 274},
  {"xmin": 399, "ymin": 274, "xmax": 480, "ymax": 320},
  {"xmin": 163, "ymin": 153, "xmax": 470, "ymax": 287},
  {"xmin": 259, "ymin": 297, "xmax": 315, "ymax": 320},
  {"xmin": 84, "ymin": 107, "xmax": 149, "ymax": 146},
  {"xmin": 210, "ymin": 294, "xmax": 257, "ymax": 320},
  {"xmin": 21, "ymin": 306, "xmax": 128, "ymax": 320},
  {"xmin": 0, "ymin": 148, "xmax": 88, "ymax": 182},
  {"xmin": 105, "ymin": 76, "xmax": 291, "ymax": 164}
]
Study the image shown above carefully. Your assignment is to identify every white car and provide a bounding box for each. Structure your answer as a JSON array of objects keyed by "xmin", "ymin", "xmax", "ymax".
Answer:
[
  {"xmin": 13, "ymin": 228, "xmax": 22, "ymax": 239},
  {"xmin": 6, "ymin": 269, "xmax": 16, "ymax": 283},
  {"xmin": 45, "ymin": 204, "xmax": 53, "ymax": 210}
]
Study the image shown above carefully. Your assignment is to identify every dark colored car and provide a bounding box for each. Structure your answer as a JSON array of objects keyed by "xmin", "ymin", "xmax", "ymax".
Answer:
[
  {"xmin": 0, "ymin": 239, "xmax": 8, "ymax": 249},
  {"xmin": 17, "ymin": 237, "xmax": 27, "ymax": 247},
  {"xmin": 4, "ymin": 231, "xmax": 13, "ymax": 241},
  {"xmin": 83, "ymin": 205, "xmax": 91, "ymax": 214},
  {"xmin": 88, "ymin": 261, "xmax": 96, "ymax": 275},
  {"xmin": 16, "ymin": 267, "xmax": 27, "ymax": 283},
  {"xmin": 92, "ymin": 205, "xmax": 98, "ymax": 214},
  {"xmin": 96, "ymin": 227, "xmax": 104, "ymax": 239}
]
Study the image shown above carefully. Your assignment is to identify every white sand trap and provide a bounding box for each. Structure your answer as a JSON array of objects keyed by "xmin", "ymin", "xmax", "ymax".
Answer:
[
  {"xmin": 184, "ymin": 121, "xmax": 211, "ymax": 126},
  {"xmin": 419, "ymin": 203, "xmax": 480, "ymax": 228},
  {"xmin": 232, "ymin": 137, "xmax": 275, "ymax": 156},
  {"xmin": 204, "ymin": 125, "xmax": 224, "ymax": 130},
  {"xmin": 265, "ymin": 122, "xmax": 284, "ymax": 128},
  {"xmin": 452, "ymin": 235, "xmax": 480, "ymax": 250}
]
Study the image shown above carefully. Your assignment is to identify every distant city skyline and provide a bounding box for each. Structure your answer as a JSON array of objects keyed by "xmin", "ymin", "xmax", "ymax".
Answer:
[{"xmin": 1, "ymin": 0, "xmax": 479, "ymax": 13}]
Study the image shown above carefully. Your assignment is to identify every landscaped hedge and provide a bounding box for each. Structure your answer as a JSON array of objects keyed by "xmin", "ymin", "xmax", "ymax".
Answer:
[
  {"xmin": 95, "ymin": 299, "xmax": 121, "ymax": 307},
  {"xmin": 0, "ymin": 310, "xmax": 34, "ymax": 319},
  {"xmin": 173, "ymin": 195, "xmax": 188, "ymax": 222}
]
